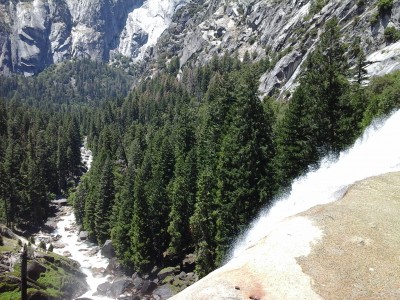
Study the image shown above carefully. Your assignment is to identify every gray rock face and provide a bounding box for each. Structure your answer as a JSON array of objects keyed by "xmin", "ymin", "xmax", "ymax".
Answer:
[
  {"xmin": 155, "ymin": 0, "xmax": 400, "ymax": 97},
  {"xmin": 0, "ymin": 0, "xmax": 187, "ymax": 75},
  {"xmin": 1, "ymin": 0, "xmax": 400, "ymax": 96}
]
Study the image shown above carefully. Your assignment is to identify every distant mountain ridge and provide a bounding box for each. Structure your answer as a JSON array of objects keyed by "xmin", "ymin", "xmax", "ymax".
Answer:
[{"xmin": 1, "ymin": 0, "xmax": 400, "ymax": 96}]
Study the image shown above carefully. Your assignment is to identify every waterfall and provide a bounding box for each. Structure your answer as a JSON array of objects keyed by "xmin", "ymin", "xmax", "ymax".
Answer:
[{"xmin": 231, "ymin": 109, "xmax": 400, "ymax": 260}]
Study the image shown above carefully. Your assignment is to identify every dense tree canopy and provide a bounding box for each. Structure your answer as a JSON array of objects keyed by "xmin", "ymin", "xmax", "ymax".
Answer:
[{"xmin": 1, "ymin": 19, "xmax": 400, "ymax": 280}]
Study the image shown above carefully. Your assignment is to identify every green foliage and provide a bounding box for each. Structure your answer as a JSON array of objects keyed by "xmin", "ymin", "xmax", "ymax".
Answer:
[
  {"xmin": 307, "ymin": 0, "xmax": 326, "ymax": 18},
  {"xmin": 370, "ymin": 11, "xmax": 380, "ymax": 24},
  {"xmin": 39, "ymin": 240, "xmax": 46, "ymax": 250},
  {"xmin": 275, "ymin": 18, "xmax": 360, "ymax": 189},
  {"xmin": 0, "ymin": 235, "xmax": 3, "ymax": 246},
  {"xmin": 214, "ymin": 67, "xmax": 276, "ymax": 264},
  {"xmin": 0, "ymin": 59, "xmax": 132, "ymax": 110},
  {"xmin": 2, "ymin": 15, "xmax": 399, "ymax": 282},
  {"xmin": 94, "ymin": 157, "xmax": 115, "ymax": 244},
  {"xmin": 384, "ymin": 26, "xmax": 400, "ymax": 43},
  {"xmin": 362, "ymin": 71, "xmax": 400, "ymax": 127},
  {"xmin": 48, "ymin": 243, "xmax": 54, "ymax": 252},
  {"xmin": 378, "ymin": 0, "xmax": 393, "ymax": 14}
]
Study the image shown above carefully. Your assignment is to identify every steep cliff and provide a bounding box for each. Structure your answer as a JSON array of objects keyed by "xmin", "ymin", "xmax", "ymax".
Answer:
[
  {"xmin": 1, "ymin": 0, "xmax": 400, "ymax": 96},
  {"xmin": 0, "ymin": 0, "xmax": 186, "ymax": 75}
]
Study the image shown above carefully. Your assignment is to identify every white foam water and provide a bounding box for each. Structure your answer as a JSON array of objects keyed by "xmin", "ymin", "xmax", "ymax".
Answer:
[
  {"xmin": 232, "ymin": 109, "xmax": 400, "ymax": 259},
  {"xmin": 52, "ymin": 210, "xmax": 112, "ymax": 300}
]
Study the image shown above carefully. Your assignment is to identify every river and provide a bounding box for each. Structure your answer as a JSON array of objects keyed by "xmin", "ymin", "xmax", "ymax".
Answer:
[{"xmin": 36, "ymin": 139, "xmax": 113, "ymax": 299}]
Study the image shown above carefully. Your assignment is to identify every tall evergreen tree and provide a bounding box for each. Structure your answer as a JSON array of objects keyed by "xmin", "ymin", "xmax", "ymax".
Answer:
[
  {"xmin": 214, "ymin": 67, "xmax": 276, "ymax": 265},
  {"xmin": 94, "ymin": 157, "xmax": 115, "ymax": 244},
  {"xmin": 167, "ymin": 150, "xmax": 196, "ymax": 255},
  {"xmin": 130, "ymin": 154, "xmax": 153, "ymax": 272},
  {"xmin": 275, "ymin": 17, "xmax": 352, "ymax": 189},
  {"xmin": 190, "ymin": 73, "xmax": 233, "ymax": 275}
]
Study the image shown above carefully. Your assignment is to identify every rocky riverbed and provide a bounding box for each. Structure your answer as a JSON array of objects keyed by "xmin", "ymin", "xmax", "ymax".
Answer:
[{"xmin": 32, "ymin": 201, "xmax": 198, "ymax": 300}]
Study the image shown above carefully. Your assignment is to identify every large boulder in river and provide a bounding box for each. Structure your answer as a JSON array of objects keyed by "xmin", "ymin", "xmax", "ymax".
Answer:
[
  {"xmin": 110, "ymin": 276, "xmax": 133, "ymax": 298},
  {"xmin": 101, "ymin": 239, "xmax": 116, "ymax": 258},
  {"xmin": 171, "ymin": 172, "xmax": 400, "ymax": 300},
  {"xmin": 43, "ymin": 220, "xmax": 58, "ymax": 232},
  {"xmin": 97, "ymin": 281, "xmax": 112, "ymax": 296},
  {"xmin": 79, "ymin": 231, "xmax": 89, "ymax": 240}
]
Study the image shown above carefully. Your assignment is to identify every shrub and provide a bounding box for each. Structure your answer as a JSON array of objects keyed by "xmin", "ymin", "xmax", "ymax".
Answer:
[
  {"xmin": 0, "ymin": 235, "xmax": 3, "ymax": 246},
  {"xmin": 48, "ymin": 244, "xmax": 54, "ymax": 252},
  {"xmin": 39, "ymin": 241, "xmax": 46, "ymax": 250},
  {"xmin": 370, "ymin": 12, "xmax": 380, "ymax": 25},
  {"xmin": 384, "ymin": 26, "xmax": 400, "ymax": 42},
  {"xmin": 378, "ymin": 0, "xmax": 393, "ymax": 14}
]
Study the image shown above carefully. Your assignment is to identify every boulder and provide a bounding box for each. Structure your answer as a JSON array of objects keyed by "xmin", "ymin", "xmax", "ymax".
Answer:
[
  {"xmin": 132, "ymin": 276, "xmax": 143, "ymax": 289},
  {"xmin": 139, "ymin": 280, "xmax": 157, "ymax": 295},
  {"xmin": 91, "ymin": 267, "xmax": 106, "ymax": 278},
  {"xmin": 87, "ymin": 247, "xmax": 100, "ymax": 256},
  {"xmin": 52, "ymin": 234, "xmax": 62, "ymax": 242},
  {"xmin": 105, "ymin": 257, "xmax": 122, "ymax": 275},
  {"xmin": 43, "ymin": 221, "xmax": 58, "ymax": 232},
  {"xmin": 27, "ymin": 260, "xmax": 47, "ymax": 281},
  {"xmin": 0, "ymin": 263, "xmax": 10, "ymax": 272},
  {"xmin": 101, "ymin": 240, "xmax": 116, "ymax": 258},
  {"xmin": 52, "ymin": 241, "xmax": 66, "ymax": 249},
  {"xmin": 63, "ymin": 251, "xmax": 72, "ymax": 257},
  {"xmin": 97, "ymin": 281, "xmax": 112, "ymax": 296},
  {"xmin": 153, "ymin": 284, "xmax": 176, "ymax": 299},
  {"xmin": 157, "ymin": 266, "xmax": 177, "ymax": 281},
  {"xmin": 79, "ymin": 231, "xmax": 89, "ymax": 240},
  {"xmin": 1, "ymin": 226, "xmax": 17, "ymax": 239},
  {"xmin": 110, "ymin": 277, "xmax": 133, "ymax": 298}
]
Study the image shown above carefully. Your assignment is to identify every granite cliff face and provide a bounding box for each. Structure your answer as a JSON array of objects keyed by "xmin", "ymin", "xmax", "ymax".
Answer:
[
  {"xmin": 0, "ymin": 0, "xmax": 186, "ymax": 75},
  {"xmin": 1, "ymin": 0, "xmax": 400, "ymax": 95}
]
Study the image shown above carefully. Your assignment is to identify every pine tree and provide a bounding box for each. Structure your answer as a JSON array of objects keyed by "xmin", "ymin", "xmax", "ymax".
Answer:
[
  {"xmin": 94, "ymin": 157, "xmax": 115, "ymax": 244},
  {"xmin": 214, "ymin": 67, "xmax": 276, "ymax": 265},
  {"xmin": 190, "ymin": 166, "xmax": 217, "ymax": 277},
  {"xmin": 146, "ymin": 134, "xmax": 175, "ymax": 263},
  {"xmin": 130, "ymin": 154, "xmax": 153, "ymax": 272},
  {"xmin": 190, "ymin": 73, "xmax": 233, "ymax": 275},
  {"xmin": 167, "ymin": 150, "xmax": 196, "ymax": 255},
  {"xmin": 111, "ymin": 164, "xmax": 135, "ymax": 266},
  {"xmin": 275, "ymin": 18, "xmax": 352, "ymax": 189}
]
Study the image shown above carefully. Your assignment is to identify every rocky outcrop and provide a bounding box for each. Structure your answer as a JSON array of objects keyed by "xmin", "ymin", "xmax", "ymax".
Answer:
[
  {"xmin": 0, "ymin": 230, "xmax": 89, "ymax": 299},
  {"xmin": 0, "ymin": 0, "xmax": 187, "ymax": 75},
  {"xmin": 155, "ymin": 0, "xmax": 400, "ymax": 98},
  {"xmin": 1, "ymin": 0, "xmax": 400, "ymax": 95},
  {"xmin": 171, "ymin": 172, "xmax": 400, "ymax": 299}
]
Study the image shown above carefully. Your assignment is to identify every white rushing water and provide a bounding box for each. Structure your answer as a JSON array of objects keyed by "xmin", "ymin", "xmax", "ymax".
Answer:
[
  {"xmin": 36, "ymin": 139, "xmax": 113, "ymax": 299},
  {"xmin": 232, "ymin": 109, "xmax": 400, "ymax": 259},
  {"xmin": 52, "ymin": 209, "xmax": 112, "ymax": 300}
]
